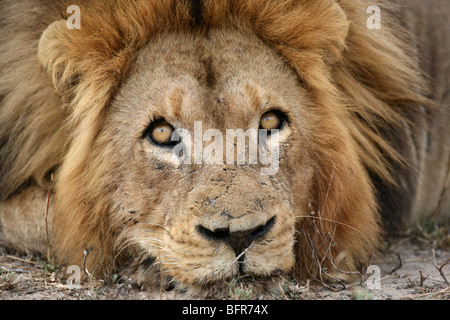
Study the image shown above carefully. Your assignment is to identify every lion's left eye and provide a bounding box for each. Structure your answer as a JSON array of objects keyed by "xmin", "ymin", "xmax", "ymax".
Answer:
[{"xmin": 260, "ymin": 111, "xmax": 284, "ymax": 131}]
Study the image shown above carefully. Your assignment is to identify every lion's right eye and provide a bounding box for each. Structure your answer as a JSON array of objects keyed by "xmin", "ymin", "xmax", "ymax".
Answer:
[
  {"xmin": 146, "ymin": 121, "xmax": 177, "ymax": 147},
  {"xmin": 260, "ymin": 110, "xmax": 286, "ymax": 132}
]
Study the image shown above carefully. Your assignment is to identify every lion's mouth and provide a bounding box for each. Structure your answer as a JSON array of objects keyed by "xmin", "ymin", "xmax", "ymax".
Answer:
[{"xmin": 128, "ymin": 239, "xmax": 293, "ymax": 295}]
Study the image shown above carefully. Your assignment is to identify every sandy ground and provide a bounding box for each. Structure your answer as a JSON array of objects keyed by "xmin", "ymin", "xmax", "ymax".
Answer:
[{"xmin": 0, "ymin": 235, "xmax": 448, "ymax": 300}]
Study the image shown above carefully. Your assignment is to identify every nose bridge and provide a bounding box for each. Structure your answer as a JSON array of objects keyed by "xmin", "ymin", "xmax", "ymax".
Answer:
[
  {"xmin": 199, "ymin": 169, "xmax": 268, "ymax": 224},
  {"xmin": 191, "ymin": 116, "xmax": 258, "ymax": 167}
]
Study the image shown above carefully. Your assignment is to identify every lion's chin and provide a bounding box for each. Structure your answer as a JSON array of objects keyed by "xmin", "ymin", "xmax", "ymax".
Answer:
[
  {"xmin": 126, "ymin": 243, "xmax": 295, "ymax": 297},
  {"xmin": 159, "ymin": 261, "xmax": 291, "ymax": 298},
  {"xmin": 172, "ymin": 269, "xmax": 287, "ymax": 299}
]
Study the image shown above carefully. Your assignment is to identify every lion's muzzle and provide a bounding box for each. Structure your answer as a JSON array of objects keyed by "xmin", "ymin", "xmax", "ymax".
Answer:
[{"xmin": 155, "ymin": 168, "xmax": 296, "ymax": 285}]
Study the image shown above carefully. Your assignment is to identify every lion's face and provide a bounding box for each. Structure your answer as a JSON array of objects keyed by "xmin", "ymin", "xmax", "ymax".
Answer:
[{"xmin": 100, "ymin": 28, "xmax": 314, "ymax": 289}]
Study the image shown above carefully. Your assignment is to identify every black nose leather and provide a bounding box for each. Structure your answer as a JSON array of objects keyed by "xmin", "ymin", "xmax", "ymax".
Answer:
[{"xmin": 197, "ymin": 216, "xmax": 276, "ymax": 256}]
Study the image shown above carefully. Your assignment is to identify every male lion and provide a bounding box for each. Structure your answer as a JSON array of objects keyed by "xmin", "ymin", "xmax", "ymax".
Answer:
[{"xmin": 0, "ymin": 0, "xmax": 448, "ymax": 295}]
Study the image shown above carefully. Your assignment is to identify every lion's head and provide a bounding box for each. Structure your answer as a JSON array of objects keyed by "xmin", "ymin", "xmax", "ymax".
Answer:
[{"xmin": 0, "ymin": 0, "xmax": 433, "ymax": 295}]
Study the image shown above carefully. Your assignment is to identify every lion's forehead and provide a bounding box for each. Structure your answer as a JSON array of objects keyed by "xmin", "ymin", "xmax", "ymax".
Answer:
[{"xmin": 111, "ymin": 28, "xmax": 305, "ymax": 130}]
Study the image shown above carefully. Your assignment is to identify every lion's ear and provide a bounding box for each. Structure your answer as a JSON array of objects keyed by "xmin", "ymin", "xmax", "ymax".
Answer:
[
  {"xmin": 38, "ymin": 20, "xmax": 78, "ymax": 101},
  {"xmin": 38, "ymin": 18, "xmax": 134, "ymax": 111},
  {"xmin": 325, "ymin": 1, "xmax": 350, "ymax": 64}
]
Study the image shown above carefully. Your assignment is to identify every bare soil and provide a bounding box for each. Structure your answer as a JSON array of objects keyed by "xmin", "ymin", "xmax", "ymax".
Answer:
[{"xmin": 1, "ymin": 235, "xmax": 448, "ymax": 300}]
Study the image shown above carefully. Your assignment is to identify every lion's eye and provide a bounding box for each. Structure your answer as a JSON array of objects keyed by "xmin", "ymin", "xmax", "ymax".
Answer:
[
  {"xmin": 147, "ymin": 121, "xmax": 175, "ymax": 146},
  {"xmin": 260, "ymin": 111, "xmax": 284, "ymax": 131}
]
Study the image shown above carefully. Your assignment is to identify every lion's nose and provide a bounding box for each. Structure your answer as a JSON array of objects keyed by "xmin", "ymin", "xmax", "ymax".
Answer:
[{"xmin": 197, "ymin": 216, "xmax": 276, "ymax": 256}]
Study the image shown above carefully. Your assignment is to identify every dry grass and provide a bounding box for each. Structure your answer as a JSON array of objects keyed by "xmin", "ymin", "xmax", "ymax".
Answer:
[{"xmin": 1, "ymin": 223, "xmax": 448, "ymax": 300}]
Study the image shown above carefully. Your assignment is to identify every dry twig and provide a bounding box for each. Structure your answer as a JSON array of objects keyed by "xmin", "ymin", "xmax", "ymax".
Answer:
[
  {"xmin": 232, "ymin": 242, "xmax": 254, "ymax": 265},
  {"xmin": 431, "ymin": 249, "xmax": 449, "ymax": 287},
  {"xmin": 389, "ymin": 253, "xmax": 403, "ymax": 275},
  {"xmin": 5, "ymin": 255, "xmax": 39, "ymax": 265},
  {"xmin": 402, "ymin": 287, "xmax": 450, "ymax": 300},
  {"xmin": 418, "ymin": 271, "xmax": 429, "ymax": 287},
  {"xmin": 45, "ymin": 173, "xmax": 54, "ymax": 260},
  {"xmin": 82, "ymin": 246, "xmax": 94, "ymax": 277}
]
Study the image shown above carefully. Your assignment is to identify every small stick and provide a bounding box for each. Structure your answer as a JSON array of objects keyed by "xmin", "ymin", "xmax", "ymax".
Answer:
[
  {"xmin": 45, "ymin": 173, "xmax": 54, "ymax": 260},
  {"xmin": 389, "ymin": 253, "xmax": 403, "ymax": 275},
  {"xmin": 418, "ymin": 271, "xmax": 429, "ymax": 287},
  {"xmin": 278, "ymin": 281, "xmax": 288, "ymax": 300},
  {"xmin": 232, "ymin": 242, "xmax": 254, "ymax": 265},
  {"xmin": 402, "ymin": 287, "xmax": 450, "ymax": 300},
  {"xmin": 83, "ymin": 246, "xmax": 94, "ymax": 277},
  {"xmin": 6, "ymin": 255, "xmax": 39, "ymax": 265},
  {"xmin": 432, "ymin": 249, "xmax": 449, "ymax": 287}
]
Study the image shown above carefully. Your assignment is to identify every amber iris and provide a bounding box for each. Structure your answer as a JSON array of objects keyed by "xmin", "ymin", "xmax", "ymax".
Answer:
[
  {"xmin": 151, "ymin": 122, "xmax": 173, "ymax": 144},
  {"xmin": 260, "ymin": 111, "xmax": 281, "ymax": 130}
]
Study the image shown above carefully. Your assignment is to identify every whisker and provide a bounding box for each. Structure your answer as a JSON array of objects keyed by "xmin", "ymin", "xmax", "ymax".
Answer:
[
  {"xmin": 139, "ymin": 222, "xmax": 170, "ymax": 233},
  {"xmin": 321, "ymin": 156, "xmax": 336, "ymax": 217},
  {"xmin": 295, "ymin": 215, "xmax": 361, "ymax": 233},
  {"xmin": 113, "ymin": 237, "xmax": 174, "ymax": 265}
]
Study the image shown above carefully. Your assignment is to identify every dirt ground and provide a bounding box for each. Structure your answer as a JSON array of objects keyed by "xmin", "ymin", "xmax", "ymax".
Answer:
[{"xmin": 0, "ymin": 232, "xmax": 448, "ymax": 300}]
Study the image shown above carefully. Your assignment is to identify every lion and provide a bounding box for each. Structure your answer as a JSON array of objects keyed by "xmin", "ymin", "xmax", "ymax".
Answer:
[{"xmin": 0, "ymin": 0, "xmax": 448, "ymax": 295}]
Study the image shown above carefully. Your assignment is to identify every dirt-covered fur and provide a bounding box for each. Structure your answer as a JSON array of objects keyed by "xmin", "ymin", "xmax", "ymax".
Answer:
[{"xmin": 0, "ymin": 0, "xmax": 448, "ymax": 294}]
